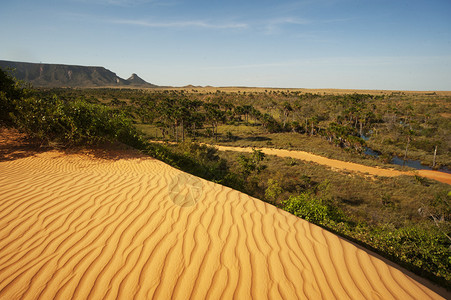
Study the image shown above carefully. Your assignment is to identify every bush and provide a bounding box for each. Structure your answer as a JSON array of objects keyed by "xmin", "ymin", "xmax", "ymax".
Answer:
[
  {"xmin": 238, "ymin": 149, "xmax": 266, "ymax": 176},
  {"xmin": 10, "ymin": 95, "xmax": 142, "ymax": 146},
  {"xmin": 282, "ymin": 192, "xmax": 343, "ymax": 225},
  {"xmin": 265, "ymin": 179, "xmax": 283, "ymax": 203},
  {"xmin": 369, "ymin": 224, "xmax": 451, "ymax": 281},
  {"xmin": 0, "ymin": 68, "xmax": 144, "ymax": 147},
  {"xmin": 282, "ymin": 190, "xmax": 451, "ymax": 283},
  {"xmin": 0, "ymin": 68, "xmax": 26, "ymax": 126}
]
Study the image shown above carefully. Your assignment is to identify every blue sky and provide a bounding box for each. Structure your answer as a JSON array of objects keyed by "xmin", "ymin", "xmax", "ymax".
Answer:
[{"xmin": 1, "ymin": 0, "xmax": 450, "ymax": 90}]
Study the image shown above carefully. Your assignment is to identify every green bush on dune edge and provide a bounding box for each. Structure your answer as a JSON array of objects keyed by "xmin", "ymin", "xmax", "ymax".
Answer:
[
  {"xmin": 283, "ymin": 191, "xmax": 451, "ymax": 286},
  {"xmin": 1, "ymin": 68, "xmax": 450, "ymax": 289}
]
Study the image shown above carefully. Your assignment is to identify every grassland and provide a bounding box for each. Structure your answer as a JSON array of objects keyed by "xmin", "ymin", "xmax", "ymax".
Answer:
[{"xmin": 153, "ymin": 86, "xmax": 451, "ymax": 96}]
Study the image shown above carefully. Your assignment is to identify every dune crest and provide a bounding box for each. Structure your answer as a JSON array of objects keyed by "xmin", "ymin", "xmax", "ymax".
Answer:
[{"xmin": 0, "ymin": 150, "xmax": 447, "ymax": 299}]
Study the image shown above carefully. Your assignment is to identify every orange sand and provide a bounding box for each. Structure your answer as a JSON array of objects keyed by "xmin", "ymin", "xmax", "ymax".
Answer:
[
  {"xmin": 0, "ymin": 149, "xmax": 448, "ymax": 299},
  {"xmin": 213, "ymin": 145, "xmax": 451, "ymax": 185}
]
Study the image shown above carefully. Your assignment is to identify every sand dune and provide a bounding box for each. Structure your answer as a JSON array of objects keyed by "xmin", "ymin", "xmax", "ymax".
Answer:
[
  {"xmin": 0, "ymin": 150, "xmax": 448, "ymax": 299},
  {"xmin": 212, "ymin": 145, "xmax": 451, "ymax": 185}
]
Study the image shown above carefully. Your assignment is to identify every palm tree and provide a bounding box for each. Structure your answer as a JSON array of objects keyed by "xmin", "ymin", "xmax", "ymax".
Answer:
[
  {"xmin": 281, "ymin": 101, "xmax": 293, "ymax": 128},
  {"xmin": 204, "ymin": 103, "xmax": 225, "ymax": 142}
]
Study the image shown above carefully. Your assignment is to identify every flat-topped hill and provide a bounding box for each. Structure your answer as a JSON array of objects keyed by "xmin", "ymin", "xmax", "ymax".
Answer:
[{"xmin": 0, "ymin": 60, "xmax": 157, "ymax": 88}]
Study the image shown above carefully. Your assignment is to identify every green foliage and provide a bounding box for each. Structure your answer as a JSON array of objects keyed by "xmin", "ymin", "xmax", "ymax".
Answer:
[
  {"xmin": 0, "ymin": 68, "xmax": 145, "ymax": 147},
  {"xmin": 282, "ymin": 182, "xmax": 342, "ymax": 225},
  {"xmin": 419, "ymin": 191, "xmax": 451, "ymax": 229},
  {"xmin": 287, "ymin": 158, "xmax": 297, "ymax": 166},
  {"xmin": 31, "ymin": 86, "xmax": 451, "ymax": 167},
  {"xmin": 281, "ymin": 188, "xmax": 451, "ymax": 283},
  {"xmin": 368, "ymin": 224, "xmax": 451, "ymax": 282},
  {"xmin": 259, "ymin": 113, "xmax": 282, "ymax": 133},
  {"xmin": 430, "ymin": 191, "xmax": 451, "ymax": 219},
  {"xmin": 238, "ymin": 148, "xmax": 266, "ymax": 176},
  {"xmin": 0, "ymin": 68, "xmax": 26, "ymax": 126},
  {"xmin": 265, "ymin": 179, "xmax": 283, "ymax": 203},
  {"xmin": 414, "ymin": 175, "xmax": 430, "ymax": 186},
  {"xmin": 225, "ymin": 131, "xmax": 235, "ymax": 141},
  {"xmin": 177, "ymin": 142, "xmax": 230, "ymax": 182},
  {"xmin": 2, "ymin": 74, "xmax": 240, "ymax": 189},
  {"xmin": 10, "ymin": 95, "xmax": 141, "ymax": 146},
  {"xmin": 282, "ymin": 192, "xmax": 343, "ymax": 225}
]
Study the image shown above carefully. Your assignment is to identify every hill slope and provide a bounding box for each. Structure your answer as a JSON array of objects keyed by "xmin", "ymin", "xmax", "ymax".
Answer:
[
  {"xmin": 127, "ymin": 73, "xmax": 152, "ymax": 86},
  {"xmin": 0, "ymin": 60, "xmax": 157, "ymax": 88}
]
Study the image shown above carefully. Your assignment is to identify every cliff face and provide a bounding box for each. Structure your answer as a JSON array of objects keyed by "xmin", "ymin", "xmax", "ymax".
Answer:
[{"xmin": 0, "ymin": 60, "xmax": 157, "ymax": 88}]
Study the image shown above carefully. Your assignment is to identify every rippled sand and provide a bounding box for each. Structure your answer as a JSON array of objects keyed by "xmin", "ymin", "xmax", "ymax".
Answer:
[{"xmin": 0, "ymin": 150, "xmax": 447, "ymax": 299}]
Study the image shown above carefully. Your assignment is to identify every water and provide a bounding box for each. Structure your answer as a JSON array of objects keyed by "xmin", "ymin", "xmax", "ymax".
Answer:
[
  {"xmin": 365, "ymin": 149, "xmax": 451, "ymax": 174},
  {"xmin": 390, "ymin": 156, "xmax": 451, "ymax": 174},
  {"xmin": 361, "ymin": 134, "xmax": 451, "ymax": 173},
  {"xmin": 364, "ymin": 147, "xmax": 380, "ymax": 157},
  {"xmin": 361, "ymin": 134, "xmax": 370, "ymax": 141},
  {"xmin": 391, "ymin": 156, "xmax": 432, "ymax": 170}
]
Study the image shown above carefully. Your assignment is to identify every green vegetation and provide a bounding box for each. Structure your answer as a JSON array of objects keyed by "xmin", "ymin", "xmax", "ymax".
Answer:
[
  {"xmin": 1, "ymin": 69, "xmax": 143, "ymax": 147},
  {"xmin": 287, "ymin": 186, "xmax": 451, "ymax": 282},
  {"xmin": 34, "ymin": 86, "xmax": 450, "ymax": 169},
  {"xmin": 1, "ymin": 67, "xmax": 450, "ymax": 288},
  {"xmin": 0, "ymin": 68, "xmax": 240, "ymax": 189},
  {"xmin": 283, "ymin": 190, "xmax": 343, "ymax": 225},
  {"xmin": 218, "ymin": 149, "xmax": 451, "ymax": 287},
  {"xmin": 238, "ymin": 149, "xmax": 266, "ymax": 176}
]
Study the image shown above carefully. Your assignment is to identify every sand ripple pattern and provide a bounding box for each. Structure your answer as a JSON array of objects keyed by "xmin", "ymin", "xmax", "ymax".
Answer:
[{"xmin": 0, "ymin": 151, "xmax": 446, "ymax": 299}]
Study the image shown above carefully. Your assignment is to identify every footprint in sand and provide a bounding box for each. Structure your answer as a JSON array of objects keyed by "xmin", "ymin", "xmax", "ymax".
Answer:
[{"xmin": 168, "ymin": 173, "xmax": 204, "ymax": 207}]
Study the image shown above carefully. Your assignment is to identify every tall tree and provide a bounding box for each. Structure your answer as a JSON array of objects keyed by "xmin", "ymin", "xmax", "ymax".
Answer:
[{"xmin": 204, "ymin": 103, "xmax": 225, "ymax": 141}]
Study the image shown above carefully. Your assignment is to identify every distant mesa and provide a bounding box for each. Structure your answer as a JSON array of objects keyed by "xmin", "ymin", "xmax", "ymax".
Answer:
[
  {"xmin": 127, "ymin": 73, "xmax": 154, "ymax": 87},
  {"xmin": 183, "ymin": 84, "xmax": 203, "ymax": 89},
  {"xmin": 0, "ymin": 60, "xmax": 158, "ymax": 88}
]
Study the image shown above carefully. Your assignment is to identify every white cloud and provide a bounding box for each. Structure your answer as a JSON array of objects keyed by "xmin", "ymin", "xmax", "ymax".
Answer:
[
  {"xmin": 111, "ymin": 18, "xmax": 248, "ymax": 29},
  {"xmin": 270, "ymin": 17, "xmax": 311, "ymax": 26},
  {"xmin": 262, "ymin": 15, "xmax": 355, "ymax": 35},
  {"xmin": 72, "ymin": 0, "xmax": 172, "ymax": 7},
  {"xmin": 264, "ymin": 17, "xmax": 310, "ymax": 34}
]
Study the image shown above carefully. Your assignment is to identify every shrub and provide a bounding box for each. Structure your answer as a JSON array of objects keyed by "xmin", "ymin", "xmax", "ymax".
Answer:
[
  {"xmin": 238, "ymin": 148, "xmax": 266, "ymax": 176},
  {"xmin": 0, "ymin": 68, "xmax": 26, "ymax": 126},
  {"xmin": 370, "ymin": 224, "xmax": 451, "ymax": 281},
  {"xmin": 0, "ymin": 68, "xmax": 143, "ymax": 147},
  {"xmin": 10, "ymin": 95, "xmax": 141, "ymax": 147},
  {"xmin": 265, "ymin": 179, "xmax": 283, "ymax": 203},
  {"xmin": 282, "ymin": 192, "xmax": 343, "ymax": 225}
]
